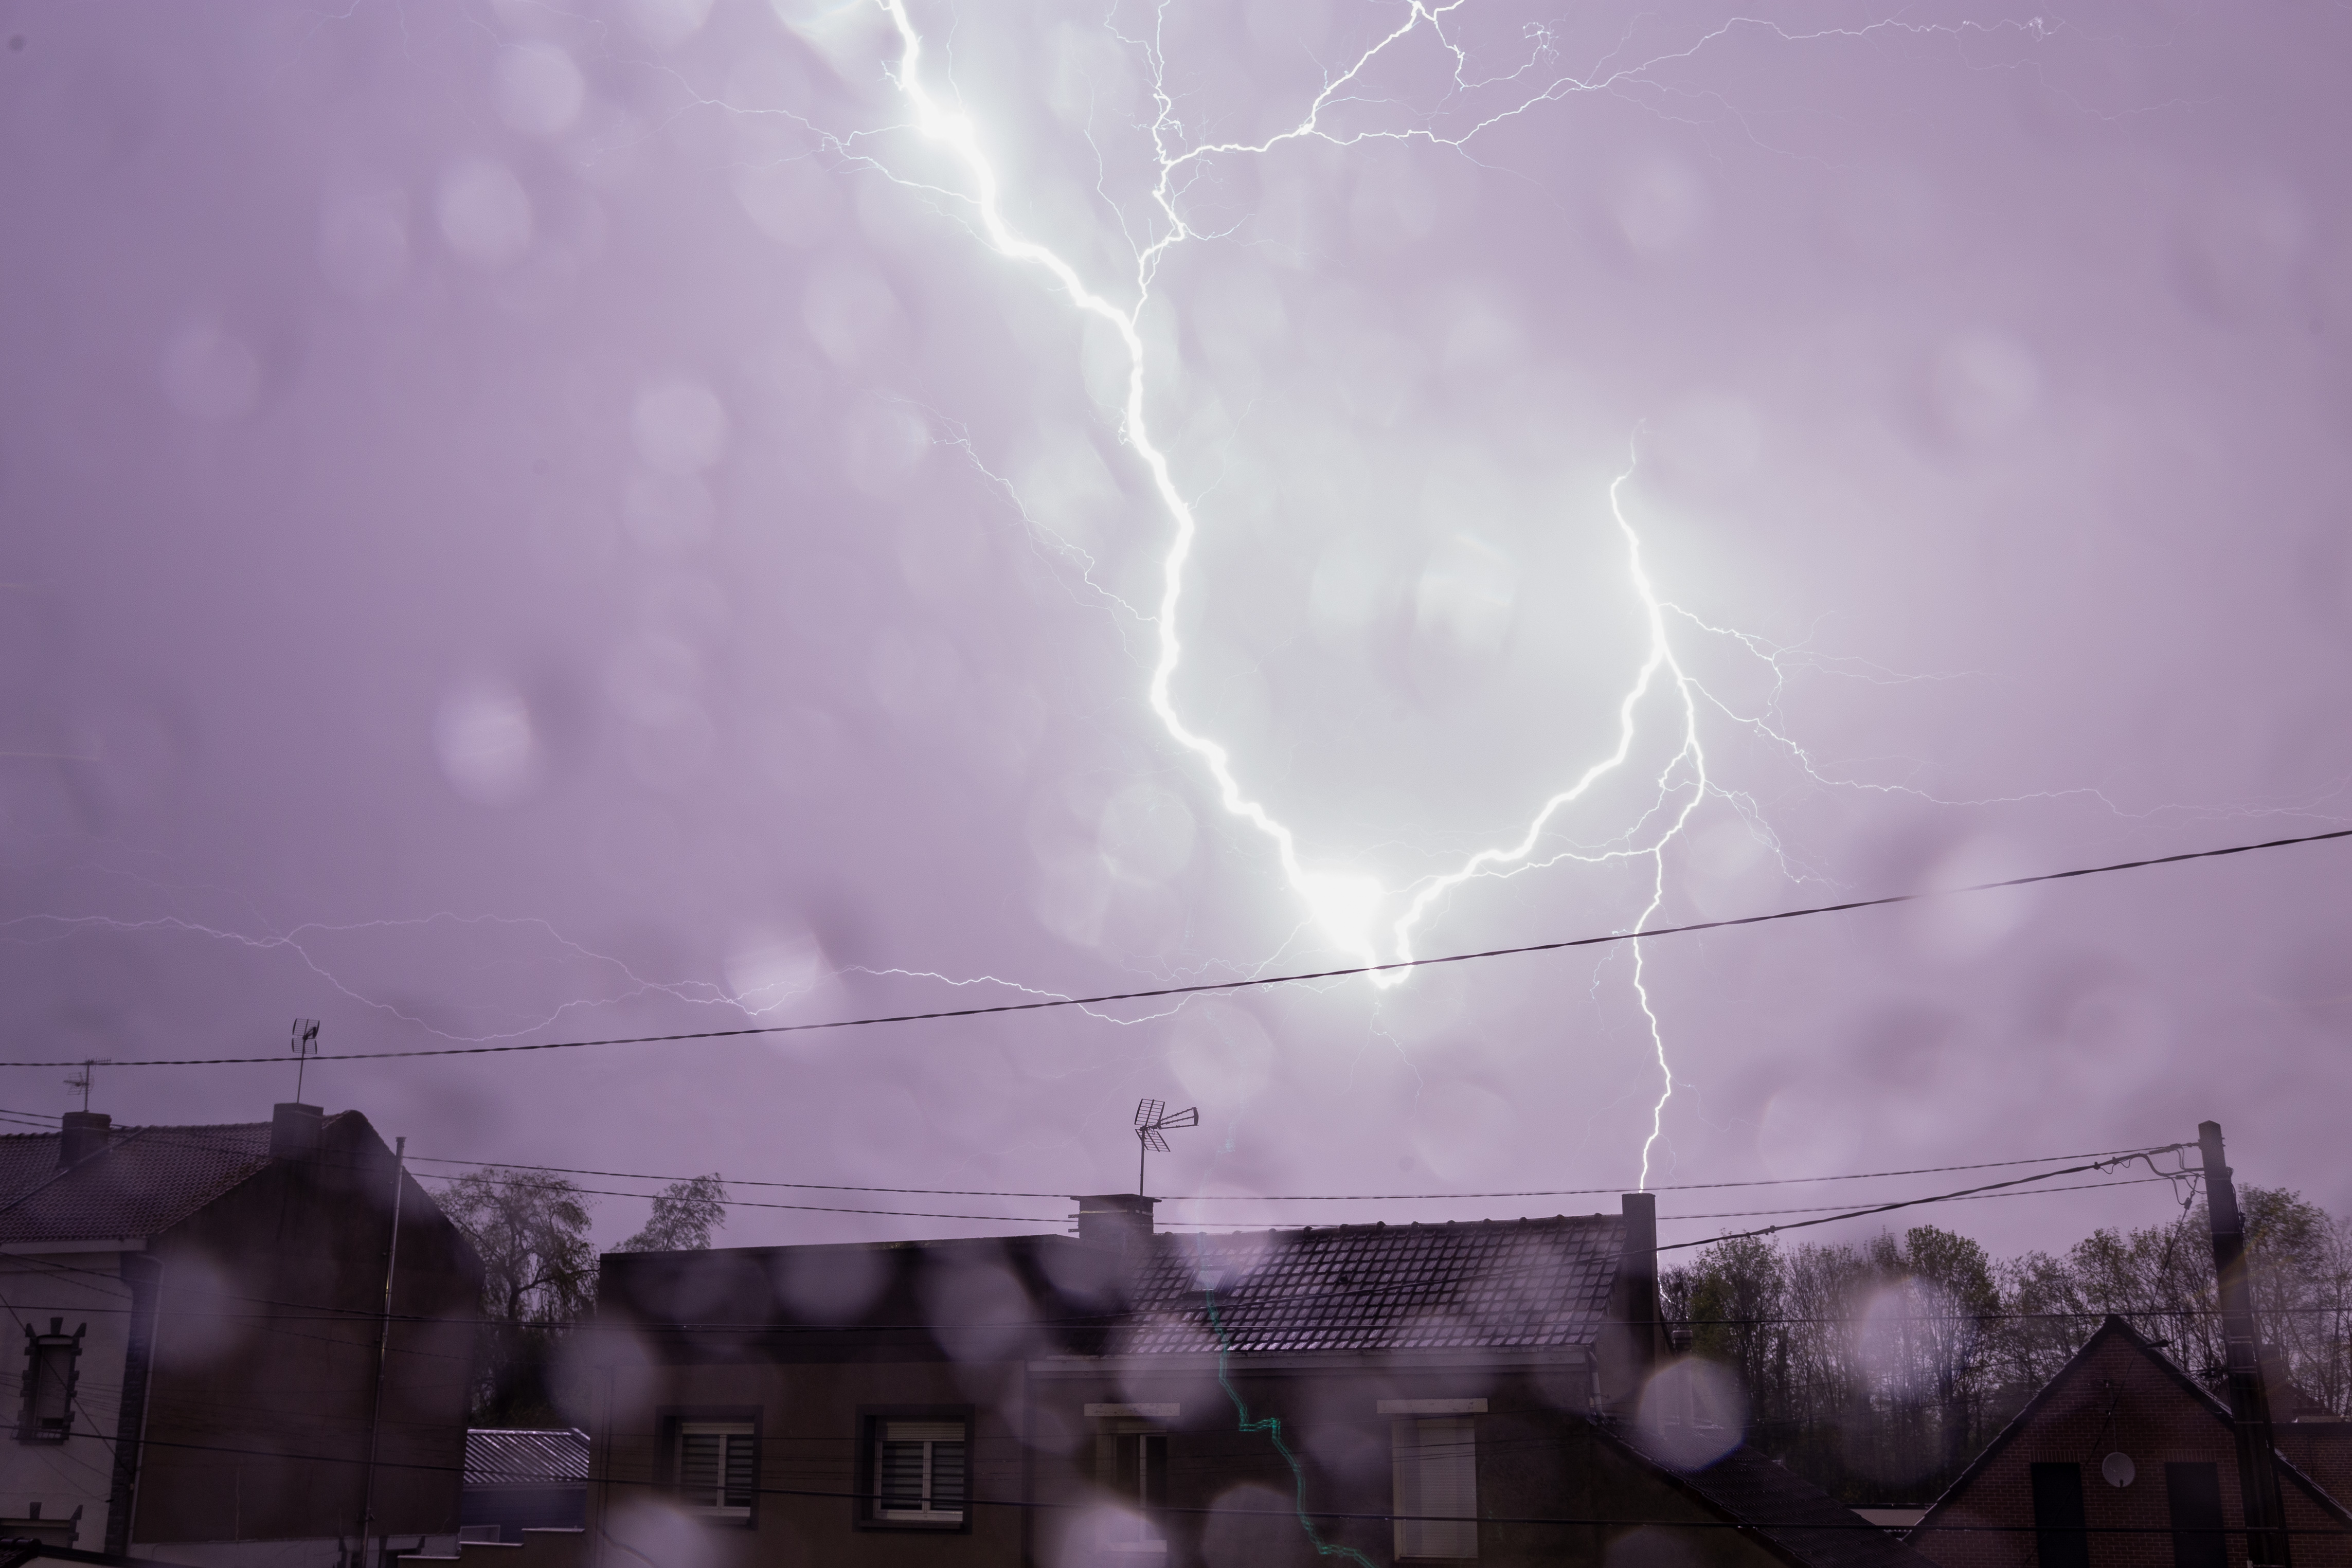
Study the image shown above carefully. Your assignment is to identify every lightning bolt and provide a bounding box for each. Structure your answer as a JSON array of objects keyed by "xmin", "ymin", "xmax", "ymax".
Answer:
[
  {"xmin": 871, "ymin": 2, "xmax": 1383, "ymax": 967},
  {"xmin": 868, "ymin": 0, "xmax": 1734, "ymax": 1185}
]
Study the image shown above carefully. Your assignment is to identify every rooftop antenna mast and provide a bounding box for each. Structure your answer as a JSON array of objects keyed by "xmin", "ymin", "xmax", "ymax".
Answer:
[
  {"xmin": 291, "ymin": 1019, "xmax": 320, "ymax": 1104},
  {"xmin": 64, "ymin": 1061, "xmax": 98, "ymax": 1113},
  {"xmin": 1132, "ymin": 1098, "xmax": 1198, "ymax": 1195}
]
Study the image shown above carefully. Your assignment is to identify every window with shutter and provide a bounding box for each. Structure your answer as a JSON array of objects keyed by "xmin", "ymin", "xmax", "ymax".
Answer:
[
  {"xmin": 15, "ymin": 1321, "xmax": 83, "ymax": 1445},
  {"xmin": 674, "ymin": 1422, "xmax": 756, "ymax": 1518},
  {"xmin": 1094, "ymin": 1422, "xmax": 1169, "ymax": 1547},
  {"xmin": 874, "ymin": 1420, "xmax": 967, "ymax": 1524},
  {"xmin": 1392, "ymin": 1416, "xmax": 1478, "ymax": 1560}
]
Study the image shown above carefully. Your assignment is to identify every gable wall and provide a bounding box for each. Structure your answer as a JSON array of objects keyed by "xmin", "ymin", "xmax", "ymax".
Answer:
[
  {"xmin": 1908, "ymin": 1332, "xmax": 2350, "ymax": 1568},
  {"xmin": 131, "ymin": 1119, "xmax": 480, "ymax": 1549}
]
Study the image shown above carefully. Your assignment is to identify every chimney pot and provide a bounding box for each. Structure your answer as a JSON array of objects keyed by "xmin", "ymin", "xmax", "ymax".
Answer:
[
  {"xmin": 58, "ymin": 1112, "xmax": 111, "ymax": 1168},
  {"xmin": 271, "ymin": 1102, "xmax": 324, "ymax": 1161}
]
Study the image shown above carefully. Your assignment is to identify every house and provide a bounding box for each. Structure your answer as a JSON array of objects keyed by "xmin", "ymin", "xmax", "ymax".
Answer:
[
  {"xmin": 577, "ymin": 1190, "xmax": 1942, "ymax": 1568},
  {"xmin": 0, "ymin": 1104, "xmax": 482, "ymax": 1568},
  {"xmin": 1907, "ymin": 1316, "xmax": 2351, "ymax": 1568},
  {"xmin": 459, "ymin": 1431, "xmax": 587, "ymax": 1543},
  {"xmin": 2, "ymin": 1541, "xmax": 200, "ymax": 1568}
]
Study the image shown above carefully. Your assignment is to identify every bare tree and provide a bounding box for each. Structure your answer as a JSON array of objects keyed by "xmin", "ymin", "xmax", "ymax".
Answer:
[{"xmin": 438, "ymin": 1168, "xmax": 598, "ymax": 1425}]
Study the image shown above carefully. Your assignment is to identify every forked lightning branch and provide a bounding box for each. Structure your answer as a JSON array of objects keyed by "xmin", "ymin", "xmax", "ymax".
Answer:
[{"xmin": 863, "ymin": 0, "xmax": 1786, "ymax": 1186}]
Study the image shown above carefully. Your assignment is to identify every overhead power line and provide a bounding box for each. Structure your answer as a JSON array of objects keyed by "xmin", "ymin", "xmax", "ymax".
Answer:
[
  {"xmin": 1, "ymin": 825, "xmax": 2344, "ymax": 1070},
  {"xmin": 1656, "ymin": 1146, "xmax": 2190, "ymax": 1252},
  {"xmin": 397, "ymin": 1144, "xmax": 2163, "ymax": 1204},
  {"xmin": 0, "ymin": 1112, "xmax": 2175, "ymax": 1213},
  {"xmin": 398, "ymin": 1170, "xmax": 2166, "ymax": 1231}
]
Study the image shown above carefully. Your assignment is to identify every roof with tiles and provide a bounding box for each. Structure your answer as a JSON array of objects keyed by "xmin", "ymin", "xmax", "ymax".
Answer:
[
  {"xmin": 465, "ymin": 1428, "xmax": 591, "ymax": 1488},
  {"xmin": 1114, "ymin": 1214, "xmax": 1627, "ymax": 1356},
  {"xmin": 0, "ymin": 1121, "xmax": 286, "ymax": 1247},
  {"xmin": 1615, "ymin": 1432, "xmax": 1938, "ymax": 1568}
]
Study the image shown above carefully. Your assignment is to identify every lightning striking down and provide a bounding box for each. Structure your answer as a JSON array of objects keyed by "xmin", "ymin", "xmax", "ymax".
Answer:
[{"xmin": 867, "ymin": 1, "xmax": 1765, "ymax": 1184}]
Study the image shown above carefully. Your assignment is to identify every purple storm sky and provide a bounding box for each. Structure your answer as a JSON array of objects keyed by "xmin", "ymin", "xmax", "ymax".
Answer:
[{"xmin": 4, "ymin": 0, "xmax": 2348, "ymax": 1257}]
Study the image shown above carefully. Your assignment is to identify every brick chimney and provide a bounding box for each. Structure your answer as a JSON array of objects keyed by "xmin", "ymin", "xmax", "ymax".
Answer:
[
  {"xmin": 58, "ymin": 1112, "xmax": 111, "ymax": 1168},
  {"xmin": 1619, "ymin": 1191, "xmax": 1660, "ymax": 1377},
  {"xmin": 270, "ymin": 1102, "xmax": 324, "ymax": 1160},
  {"xmin": 1075, "ymin": 1193, "xmax": 1158, "ymax": 1260}
]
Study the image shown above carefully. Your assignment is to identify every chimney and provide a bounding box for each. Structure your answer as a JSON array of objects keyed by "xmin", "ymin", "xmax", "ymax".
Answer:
[
  {"xmin": 1620, "ymin": 1191, "xmax": 1660, "ymax": 1377},
  {"xmin": 271, "ymin": 1102, "xmax": 324, "ymax": 1161},
  {"xmin": 1075, "ymin": 1193, "xmax": 1158, "ymax": 1259},
  {"xmin": 58, "ymin": 1112, "xmax": 111, "ymax": 1168}
]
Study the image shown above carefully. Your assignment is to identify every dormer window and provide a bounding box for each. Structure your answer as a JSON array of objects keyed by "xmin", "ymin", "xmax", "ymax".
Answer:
[{"xmin": 17, "ymin": 1320, "xmax": 84, "ymax": 1443}]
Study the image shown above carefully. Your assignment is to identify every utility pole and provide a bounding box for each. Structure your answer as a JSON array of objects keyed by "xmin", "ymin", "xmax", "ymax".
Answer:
[
  {"xmin": 2199, "ymin": 1121, "xmax": 2290, "ymax": 1568},
  {"xmin": 356, "ymin": 1137, "xmax": 407, "ymax": 1568}
]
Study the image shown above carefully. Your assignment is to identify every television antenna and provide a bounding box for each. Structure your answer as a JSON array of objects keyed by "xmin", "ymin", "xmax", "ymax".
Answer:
[
  {"xmin": 63, "ymin": 1060, "xmax": 106, "ymax": 1113},
  {"xmin": 1132, "ymin": 1098, "xmax": 1198, "ymax": 1195},
  {"xmin": 291, "ymin": 1019, "xmax": 320, "ymax": 1103}
]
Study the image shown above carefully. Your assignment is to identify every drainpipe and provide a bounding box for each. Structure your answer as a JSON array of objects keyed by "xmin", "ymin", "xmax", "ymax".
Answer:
[{"xmin": 105, "ymin": 1253, "xmax": 163, "ymax": 1556}]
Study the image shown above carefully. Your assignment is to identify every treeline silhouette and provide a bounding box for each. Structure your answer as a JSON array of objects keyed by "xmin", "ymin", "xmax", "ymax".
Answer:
[{"xmin": 1661, "ymin": 1187, "xmax": 2352, "ymax": 1505}]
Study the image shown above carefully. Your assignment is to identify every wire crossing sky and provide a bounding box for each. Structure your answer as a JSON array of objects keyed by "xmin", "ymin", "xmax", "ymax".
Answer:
[
  {"xmin": 9, "ymin": 823, "xmax": 2336, "ymax": 1068},
  {"xmin": 5, "ymin": 0, "xmax": 2349, "ymax": 1252}
]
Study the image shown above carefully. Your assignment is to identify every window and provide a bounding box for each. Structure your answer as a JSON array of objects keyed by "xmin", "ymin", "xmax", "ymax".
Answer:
[
  {"xmin": 1392, "ymin": 1416, "xmax": 1478, "ymax": 1560},
  {"xmin": 873, "ymin": 1420, "xmax": 967, "ymax": 1525},
  {"xmin": 2166, "ymin": 1462, "xmax": 2227, "ymax": 1568},
  {"xmin": 16, "ymin": 1320, "xmax": 83, "ymax": 1444},
  {"xmin": 674, "ymin": 1422, "xmax": 756, "ymax": 1519},
  {"xmin": 2030, "ymin": 1463, "xmax": 2089, "ymax": 1568},
  {"xmin": 1097, "ymin": 1425, "xmax": 1168, "ymax": 1548}
]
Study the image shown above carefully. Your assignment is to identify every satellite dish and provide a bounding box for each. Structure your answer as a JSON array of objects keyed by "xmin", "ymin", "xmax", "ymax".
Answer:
[{"xmin": 2102, "ymin": 1451, "xmax": 2135, "ymax": 1488}]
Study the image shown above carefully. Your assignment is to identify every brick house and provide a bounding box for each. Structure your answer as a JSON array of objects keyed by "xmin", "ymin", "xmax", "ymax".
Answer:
[
  {"xmin": 578, "ymin": 1192, "xmax": 1937, "ymax": 1568},
  {"xmin": 1907, "ymin": 1317, "xmax": 2350, "ymax": 1568},
  {"xmin": 0, "ymin": 1104, "xmax": 481, "ymax": 1568}
]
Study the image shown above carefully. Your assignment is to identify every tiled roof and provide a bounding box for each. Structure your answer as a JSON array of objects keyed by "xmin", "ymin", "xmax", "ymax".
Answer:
[
  {"xmin": 1622, "ymin": 1432, "xmax": 1935, "ymax": 1568},
  {"xmin": 466, "ymin": 1429, "xmax": 590, "ymax": 1488},
  {"xmin": 0, "ymin": 1122, "xmax": 282, "ymax": 1246},
  {"xmin": 1115, "ymin": 1215, "xmax": 1626, "ymax": 1355}
]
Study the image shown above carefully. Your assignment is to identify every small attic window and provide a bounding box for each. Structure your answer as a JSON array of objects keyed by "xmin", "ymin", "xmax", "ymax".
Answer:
[{"xmin": 18, "ymin": 1319, "xmax": 84, "ymax": 1443}]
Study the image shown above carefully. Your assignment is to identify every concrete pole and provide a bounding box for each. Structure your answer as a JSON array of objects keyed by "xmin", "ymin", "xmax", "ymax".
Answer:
[
  {"xmin": 2199, "ymin": 1121, "xmax": 2291, "ymax": 1568},
  {"xmin": 357, "ymin": 1137, "xmax": 408, "ymax": 1568}
]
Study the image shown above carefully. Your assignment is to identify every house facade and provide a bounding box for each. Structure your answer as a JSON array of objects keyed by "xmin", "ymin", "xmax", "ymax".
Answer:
[
  {"xmin": 1907, "ymin": 1317, "xmax": 2351, "ymax": 1568},
  {"xmin": 577, "ymin": 1192, "xmax": 1932, "ymax": 1568},
  {"xmin": 0, "ymin": 1104, "xmax": 481, "ymax": 1568}
]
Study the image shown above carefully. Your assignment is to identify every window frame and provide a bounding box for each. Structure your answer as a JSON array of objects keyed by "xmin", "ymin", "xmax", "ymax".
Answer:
[
  {"xmin": 16, "ymin": 1319, "xmax": 85, "ymax": 1445},
  {"xmin": 1093, "ymin": 1416, "xmax": 1171, "ymax": 1552},
  {"xmin": 657, "ymin": 1405, "xmax": 762, "ymax": 1527},
  {"xmin": 2165, "ymin": 1461, "xmax": 2228, "ymax": 1568},
  {"xmin": 2029, "ymin": 1462, "xmax": 2090, "ymax": 1568},
  {"xmin": 1391, "ymin": 1413, "xmax": 1480, "ymax": 1562},
  {"xmin": 853, "ymin": 1405, "xmax": 975, "ymax": 1534}
]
